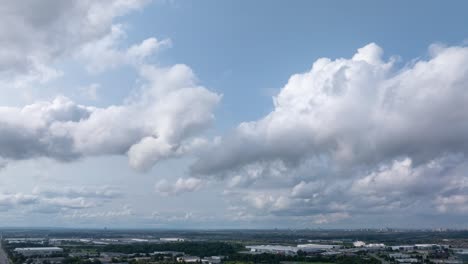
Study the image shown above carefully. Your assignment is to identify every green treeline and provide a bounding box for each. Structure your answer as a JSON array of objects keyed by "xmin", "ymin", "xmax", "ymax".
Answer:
[
  {"xmin": 224, "ymin": 253, "xmax": 380, "ymax": 264},
  {"xmin": 102, "ymin": 242, "xmax": 243, "ymax": 257}
]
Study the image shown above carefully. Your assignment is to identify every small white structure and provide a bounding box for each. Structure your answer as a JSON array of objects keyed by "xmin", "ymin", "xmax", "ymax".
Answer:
[
  {"xmin": 14, "ymin": 247, "xmax": 63, "ymax": 257},
  {"xmin": 160, "ymin": 237, "xmax": 185, "ymax": 242},
  {"xmin": 177, "ymin": 256, "xmax": 200, "ymax": 262},
  {"xmin": 391, "ymin": 245, "xmax": 415, "ymax": 251},
  {"xmin": 203, "ymin": 256, "xmax": 222, "ymax": 264},
  {"xmin": 353, "ymin": 241, "xmax": 366, "ymax": 247},
  {"xmin": 415, "ymin": 244, "xmax": 438, "ymax": 249},
  {"xmin": 365, "ymin": 243, "xmax": 385, "ymax": 248},
  {"xmin": 131, "ymin": 238, "xmax": 149, "ymax": 242}
]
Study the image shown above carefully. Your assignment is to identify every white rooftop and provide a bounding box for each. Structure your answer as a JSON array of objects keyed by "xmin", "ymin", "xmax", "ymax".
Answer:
[{"xmin": 14, "ymin": 247, "xmax": 62, "ymax": 251}]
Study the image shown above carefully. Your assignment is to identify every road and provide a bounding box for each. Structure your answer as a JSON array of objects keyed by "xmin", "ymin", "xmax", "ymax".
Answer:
[{"xmin": 0, "ymin": 241, "xmax": 9, "ymax": 264}]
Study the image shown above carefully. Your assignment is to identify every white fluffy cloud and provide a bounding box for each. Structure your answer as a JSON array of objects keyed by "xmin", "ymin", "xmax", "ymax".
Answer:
[
  {"xmin": 2, "ymin": 0, "xmax": 468, "ymax": 227},
  {"xmin": 0, "ymin": 193, "xmax": 37, "ymax": 210},
  {"xmin": 0, "ymin": 0, "xmax": 149, "ymax": 78},
  {"xmin": 192, "ymin": 43, "xmax": 468, "ymax": 225},
  {"xmin": 0, "ymin": 63, "xmax": 220, "ymax": 171},
  {"xmin": 76, "ymin": 24, "xmax": 171, "ymax": 74},
  {"xmin": 193, "ymin": 43, "xmax": 468, "ymax": 175},
  {"xmin": 155, "ymin": 177, "xmax": 203, "ymax": 196},
  {"xmin": 435, "ymin": 194, "xmax": 468, "ymax": 213},
  {"xmin": 0, "ymin": 0, "xmax": 221, "ymax": 171}
]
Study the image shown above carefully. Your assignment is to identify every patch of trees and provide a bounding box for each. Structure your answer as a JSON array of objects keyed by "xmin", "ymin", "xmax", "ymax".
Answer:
[
  {"xmin": 225, "ymin": 253, "xmax": 381, "ymax": 264},
  {"xmin": 102, "ymin": 242, "xmax": 243, "ymax": 257},
  {"xmin": 62, "ymin": 257, "xmax": 102, "ymax": 264}
]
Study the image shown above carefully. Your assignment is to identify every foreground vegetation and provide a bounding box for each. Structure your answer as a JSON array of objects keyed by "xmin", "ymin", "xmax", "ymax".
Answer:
[
  {"xmin": 102, "ymin": 241, "xmax": 243, "ymax": 257},
  {"xmin": 224, "ymin": 253, "xmax": 379, "ymax": 264}
]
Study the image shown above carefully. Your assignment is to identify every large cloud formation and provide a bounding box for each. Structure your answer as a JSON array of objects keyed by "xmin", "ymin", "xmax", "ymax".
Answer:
[
  {"xmin": 0, "ymin": 0, "xmax": 220, "ymax": 171},
  {"xmin": 0, "ymin": 0, "xmax": 148, "ymax": 76},
  {"xmin": 193, "ymin": 43, "xmax": 468, "ymax": 174},
  {"xmin": 192, "ymin": 43, "xmax": 468, "ymax": 226},
  {"xmin": 0, "ymin": 64, "xmax": 220, "ymax": 171}
]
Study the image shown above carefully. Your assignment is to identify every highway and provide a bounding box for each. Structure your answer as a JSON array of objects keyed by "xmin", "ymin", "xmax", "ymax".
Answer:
[{"xmin": 0, "ymin": 240, "xmax": 9, "ymax": 264}]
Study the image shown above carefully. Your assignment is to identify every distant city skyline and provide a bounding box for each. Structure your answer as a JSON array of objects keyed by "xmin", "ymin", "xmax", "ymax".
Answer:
[{"xmin": 1, "ymin": 0, "xmax": 468, "ymax": 229}]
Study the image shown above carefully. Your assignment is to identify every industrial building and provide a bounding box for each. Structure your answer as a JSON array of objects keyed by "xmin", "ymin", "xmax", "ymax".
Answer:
[
  {"xmin": 414, "ymin": 244, "xmax": 438, "ymax": 249},
  {"xmin": 6, "ymin": 238, "xmax": 45, "ymax": 244},
  {"xmin": 160, "ymin": 237, "xmax": 185, "ymax": 242},
  {"xmin": 246, "ymin": 245, "xmax": 299, "ymax": 255},
  {"xmin": 176, "ymin": 256, "xmax": 200, "ymax": 262},
  {"xmin": 14, "ymin": 247, "xmax": 63, "ymax": 257},
  {"xmin": 176, "ymin": 256, "xmax": 221, "ymax": 264},
  {"xmin": 246, "ymin": 243, "xmax": 342, "ymax": 255},
  {"xmin": 390, "ymin": 245, "xmax": 416, "ymax": 251},
  {"xmin": 297, "ymin": 243, "xmax": 342, "ymax": 252},
  {"xmin": 365, "ymin": 243, "xmax": 386, "ymax": 248}
]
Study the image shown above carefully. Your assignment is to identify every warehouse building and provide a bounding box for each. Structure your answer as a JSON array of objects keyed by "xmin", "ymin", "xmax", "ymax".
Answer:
[
  {"xmin": 246, "ymin": 245, "xmax": 299, "ymax": 255},
  {"xmin": 160, "ymin": 237, "xmax": 185, "ymax": 242},
  {"xmin": 297, "ymin": 243, "xmax": 342, "ymax": 252},
  {"xmin": 14, "ymin": 247, "xmax": 63, "ymax": 257}
]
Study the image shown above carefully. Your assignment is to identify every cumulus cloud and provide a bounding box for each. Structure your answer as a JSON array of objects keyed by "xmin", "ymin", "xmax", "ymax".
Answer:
[
  {"xmin": 155, "ymin": 177, "xmax": 203, "ymax": 196},
  {"xmin": 193, "ymin": 43, "xmax": 468, "ymax": 225},
  {"xmin": 435, "ymin": 194, "xmax": 468, "ymax": 213},
  {"xmin": 291, "ymin": 181, "xmax": 323, "ymax": 198},
  {"xmin": 0, "ymin": 0, "xmax": 220, "ymax": 172},
  {"xmin": 0, "ymin": 63, "xmax": 220, "ymax": 171},
  {"xmin": 193, "ymin": 43, "xmax": 468, "ymax": 175},
  {"xmin": 0, "ymin": 193, "xmax": 37, "ymax": 211},
  {"xmin": 40, "ymin": 197, "xmax": 95, "ymax": 210},
  {"xmin": 76, "ymin": 24, "xmax": 171, "ymax": 74},
  {"xmin": 0, "ymin": 0, "xmax": 149, "ymax": 79}
]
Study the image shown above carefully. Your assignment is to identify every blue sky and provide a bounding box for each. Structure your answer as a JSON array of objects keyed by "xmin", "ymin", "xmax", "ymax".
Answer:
[
  {"xmin": 1, "ymin": 0, "xmax": 468, "ymax": 228},
  {"xmin": 127, "ymin": 0, "xmax": 468, "ymax": 128}
]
